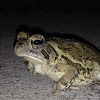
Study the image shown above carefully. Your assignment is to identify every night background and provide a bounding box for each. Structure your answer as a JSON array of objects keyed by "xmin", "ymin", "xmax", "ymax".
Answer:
[
  {"xmin": 0, "ymin": 0, "xmax": 100, "ymax": 100},
  {"xmin": 0, "ymin": 0, "xmax": 100, "ymax": 48}
]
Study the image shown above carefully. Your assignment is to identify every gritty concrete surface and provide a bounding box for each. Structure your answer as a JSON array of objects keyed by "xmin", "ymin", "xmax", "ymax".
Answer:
[{"xmin": 0, "ymin": 12, "xmax": 100, "ymax": 100}]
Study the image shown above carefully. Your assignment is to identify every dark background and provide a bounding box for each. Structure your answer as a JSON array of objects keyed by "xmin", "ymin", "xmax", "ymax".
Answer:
[
  {"xmin": 0, "ymin": 0, "xmax": 100, "ymax": 13},
  {"xmin": 0, "ymin": 0, "xmax": 100, "ymax": 48}
]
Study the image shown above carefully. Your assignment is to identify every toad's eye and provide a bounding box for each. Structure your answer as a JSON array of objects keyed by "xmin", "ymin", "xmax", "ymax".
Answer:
[
  {"xmin": 32, "ymin": 39, "xmax": 43, "ymax": 45},
  {"xmin": 19, "ymin": 42, "xmax": 24, "ymax": 46},
  {"xmin": 30, "ymin": 35, "xmax": 45, "ymax": 49}
]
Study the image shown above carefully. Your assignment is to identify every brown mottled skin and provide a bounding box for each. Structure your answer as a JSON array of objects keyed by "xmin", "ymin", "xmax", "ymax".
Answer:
[{"xmin": 14, "ymin": 32, "xmax": 100, "ymax": 91}]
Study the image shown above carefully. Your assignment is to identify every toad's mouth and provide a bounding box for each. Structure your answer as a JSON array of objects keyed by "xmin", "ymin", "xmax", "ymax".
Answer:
[
  {"xmin": 14, "ymin": 50, "xmax": 45, "ymax": 63},
  {"xmin": 14, "ymin": 47, "xmax": 47, "ymax": 64},
  {"xmin": 17, "ymin": 53, "xmax": 47, "ymax": 64},
  {"xmin": 24, "ymin": 55, "xmax": 46, "ymax": 63}
]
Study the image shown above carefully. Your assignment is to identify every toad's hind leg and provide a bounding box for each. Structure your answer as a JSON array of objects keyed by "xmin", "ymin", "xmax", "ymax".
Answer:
[
  {"xmin": 68, "ymin": 86, "xmax": 81, "ymax": 90},
  {"xmin": 52, "ymin": 65, "xmax": 78, "ymax": 91}
]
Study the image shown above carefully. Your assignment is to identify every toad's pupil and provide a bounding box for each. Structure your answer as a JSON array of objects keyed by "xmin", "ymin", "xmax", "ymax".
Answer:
[
  {"xmin": 19, "ymin": 42, "xmax": 24, "ymax": 46},
  {"xmin": 33, "ymin": 40, "xmax": 43, "ymax": 45}
]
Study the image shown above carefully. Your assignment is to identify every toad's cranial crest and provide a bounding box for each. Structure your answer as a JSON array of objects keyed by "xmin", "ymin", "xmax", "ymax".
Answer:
[{"xmin": 14, "ymin": 32, "xmax": 100, "ymax": 91}]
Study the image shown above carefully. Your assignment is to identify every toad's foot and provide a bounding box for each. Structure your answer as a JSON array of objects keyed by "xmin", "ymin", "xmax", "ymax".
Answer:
[{"xmin": 24, "ymin": 61, "xmax": 36, "ymax": 74}]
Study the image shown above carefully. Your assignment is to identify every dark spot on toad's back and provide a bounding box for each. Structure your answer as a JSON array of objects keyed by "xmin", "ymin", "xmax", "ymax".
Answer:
[{"xmin": 58, "ymin": 46, "xmax": 62, "ymax": 49}]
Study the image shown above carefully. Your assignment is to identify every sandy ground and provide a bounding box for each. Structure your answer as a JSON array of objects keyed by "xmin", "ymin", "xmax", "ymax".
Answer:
[{"xmin": 0, "ymin": 12, "xmax": 100, "ymax": 100}]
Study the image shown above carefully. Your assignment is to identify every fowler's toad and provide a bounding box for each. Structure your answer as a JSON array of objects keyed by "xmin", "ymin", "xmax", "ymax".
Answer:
[{"xmin": 14, "ymin": 32, "xmax": 100, "ymax": 91}]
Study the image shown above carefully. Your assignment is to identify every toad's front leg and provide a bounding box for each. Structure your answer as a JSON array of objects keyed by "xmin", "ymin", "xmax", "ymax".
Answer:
[
  {"xmin": 24, "ymin": 61, "xmax": 36, "ymax": 74},
  {"xmin": 52, "ymin": 65, "xmax": 78, "ymax": 91}
]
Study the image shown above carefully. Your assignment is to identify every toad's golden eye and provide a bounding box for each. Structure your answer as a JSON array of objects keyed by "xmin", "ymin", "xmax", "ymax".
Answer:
[
  {"xmin": 32, "ymin": 39, "xmax": 43, "ymax": 45},
  {"xmin": 31, "ymin": 36, "xmax": 44, "ymax": 50}
]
